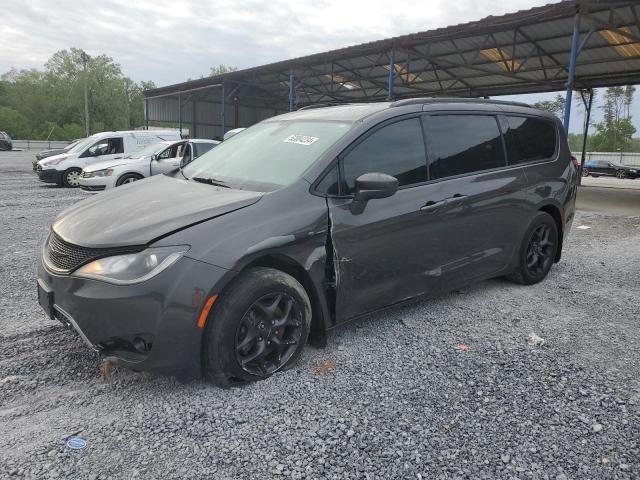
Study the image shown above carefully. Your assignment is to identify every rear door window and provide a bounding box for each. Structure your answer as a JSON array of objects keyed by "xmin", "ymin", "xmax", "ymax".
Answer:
[
  {"xmin": 502, "ymin": 116, "xmax": 556, "ymax": 164},
  {"xmin": 424, "ymin": 115, "xmax": 506, "ymax": 179},
  {"xmin": 341, "ymin": 117, "xmax": 427, "ymax": 193}
]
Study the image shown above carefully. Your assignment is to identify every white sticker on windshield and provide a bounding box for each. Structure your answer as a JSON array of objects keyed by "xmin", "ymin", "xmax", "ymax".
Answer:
[{"xmin": 284, "ymin": 134, "xmax": 319, "ymax": 146}]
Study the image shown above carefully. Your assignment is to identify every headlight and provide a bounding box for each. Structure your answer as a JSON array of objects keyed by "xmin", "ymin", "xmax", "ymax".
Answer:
[
  {"xmin": 85, "ymin": 168, "xmax": 114, "ymax": 178},
  {"xmin": 42, "ymin": 155, "xmax": 68, "ymax": 166},
  {"xmin": 73, "ymin": 246, "xmax": 189, "ymax": 285},
  {"xmin": 630, "ymin": 169, "xmax": 637, "ymax": 173}
]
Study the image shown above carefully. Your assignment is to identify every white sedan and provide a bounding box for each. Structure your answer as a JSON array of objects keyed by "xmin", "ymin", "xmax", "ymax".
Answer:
[{"xmin": 79, "ymin": 139, "xmax": 219, "ymax": 192}]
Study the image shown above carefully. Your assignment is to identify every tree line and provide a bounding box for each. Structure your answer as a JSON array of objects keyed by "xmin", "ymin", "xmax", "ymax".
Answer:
[
  {"xmin": 0, "ymin": 48, "xmax": 154, "ymax": 141},
  {"xmin": 533, "ymin": 86, "xmax": 638, "ymax": 152},
  {"xmin": 1, "ymin": 49, "xmax": 638, "ymax": 150}
]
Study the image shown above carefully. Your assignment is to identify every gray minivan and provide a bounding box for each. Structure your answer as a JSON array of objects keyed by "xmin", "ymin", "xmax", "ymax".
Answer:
[{"xmin": 38, "ymin": 98, "xmax": 578, "ymax": 386}]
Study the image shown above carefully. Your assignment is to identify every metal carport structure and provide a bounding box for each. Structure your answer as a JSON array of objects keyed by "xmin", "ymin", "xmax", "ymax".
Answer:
[{"xmin": 144, "ymin": 0, "xmax": 640, "ymax": 160}]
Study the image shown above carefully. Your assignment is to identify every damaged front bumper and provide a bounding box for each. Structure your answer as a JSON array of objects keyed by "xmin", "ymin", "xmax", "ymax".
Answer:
[{"xmin": 37, "ymin": 256, "xmax": 231, "ymax": 378}]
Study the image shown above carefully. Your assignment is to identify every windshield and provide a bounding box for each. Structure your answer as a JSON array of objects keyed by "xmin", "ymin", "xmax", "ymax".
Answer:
[
  {"xmin": 182, "ymin": 120, "xmax": 352, "ymax": 192},
  {"xmin": 63, "ymin": 139, "xmax": 82, "ymax": 151},
  {"xmin": 67, "ymin": 137, "xmax": 97, "ymax": 154},
  {"xmin": 126, "ymin": 141, "xmax": 172, "ymax": 159}
]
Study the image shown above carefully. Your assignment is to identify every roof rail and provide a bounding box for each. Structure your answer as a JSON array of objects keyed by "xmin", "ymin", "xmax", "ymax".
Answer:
[
  {"xmin": 298, "ymin": 103, "xmax": 342, "ymax": 110},
  {"xmin": 390, "ymin": 97, "xmax": 530, "ymax": 108}
]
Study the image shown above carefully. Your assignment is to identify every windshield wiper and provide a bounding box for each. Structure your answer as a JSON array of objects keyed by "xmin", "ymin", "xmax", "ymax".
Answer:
[{"xmin": 191, "ymin": 177, "xmax": 231, "ymax": 188}]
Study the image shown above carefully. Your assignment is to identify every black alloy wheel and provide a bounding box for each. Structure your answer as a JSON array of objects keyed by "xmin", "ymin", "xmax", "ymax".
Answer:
[
  {"xmin": 235, "ymin": 292, "xmax": 303, "ymax": 376},
  {"xmin": 507, "ymin": 211, "xmax": 558, "ymax": 285},
  {"xmin": 616, "ymin": 170, "xmax": 626, "ymax": 179},
  {"xmin": 202, "ymin": 267, "xmax": 311, "ymax": 387},
  {"xmin": 525, "ymin": 224, "xmax": 554, "ymax": 277}
]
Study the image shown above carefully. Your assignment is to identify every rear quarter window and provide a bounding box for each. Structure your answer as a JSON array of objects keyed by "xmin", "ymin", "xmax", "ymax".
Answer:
[{"xmin": 502, "ymin": 116, "xmax": 557, "ymax": 164}]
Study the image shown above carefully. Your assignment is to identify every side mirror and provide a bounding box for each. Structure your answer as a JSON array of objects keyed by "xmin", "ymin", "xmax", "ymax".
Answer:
[
  {"xmin": 151, "ymin": 154, "xmax": 158, "ymax": 161},
  {"xmin": 350, "ymin": 172, "xmax": 398, "ymax": 214}
]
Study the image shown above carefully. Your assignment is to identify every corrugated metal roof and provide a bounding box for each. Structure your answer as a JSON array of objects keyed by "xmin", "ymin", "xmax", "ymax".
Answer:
[{"xmin": 145, "ymin": 0, "xmax": 640, "ymax": 107}]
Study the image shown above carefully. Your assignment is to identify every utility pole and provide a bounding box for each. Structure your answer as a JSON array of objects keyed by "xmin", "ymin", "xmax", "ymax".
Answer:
[{"xmin": 81, "ymin": 51, "xmax": 90, "ymax": 137}]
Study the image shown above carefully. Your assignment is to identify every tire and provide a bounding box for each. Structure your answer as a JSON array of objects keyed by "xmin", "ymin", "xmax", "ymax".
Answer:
[
  {"xmin": 62, "ymin": 167, "xmax": 82, "ymax": 188},
  {"xmin": 507, "ymin": 211, "xmax": 559, "ymax": 285},
  {"xmin": 582, "ymin": 168, "xmax": 589, "ymax": 177},
  {"xmin": 116, "ymin": 173, "xmax": 143, "ymax": 187},
  {"xmin": 616, "ymin": 170, "xmax": 626, "ymax": 179},
  {"xmin": 202, "ymin": 267, "xmax": 311, "ymax": 387}
]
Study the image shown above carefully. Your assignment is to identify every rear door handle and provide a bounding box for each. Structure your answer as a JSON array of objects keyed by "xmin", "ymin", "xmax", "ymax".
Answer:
[{"xmin": 445, "ymin": 194, "xmax": 467, "ymax": 206}]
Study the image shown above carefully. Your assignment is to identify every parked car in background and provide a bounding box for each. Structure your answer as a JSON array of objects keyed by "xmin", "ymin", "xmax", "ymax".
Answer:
[
  {"xmin": 34, "ymin": 138, "xmax": 83, "ymax": 164},
  {"xmin": 0, "ymin": 131, "xmax": 12, "ymax": 151},
  {"xmin": 582, "ymin": 159, "xmax": 639, "ymax": 179},
  {"xmin": 37, "ymin": 99, "xmax": 577, "ymax": 386},
  {"xmin": 223, "ymin": 127, "xmax": 245, "ymax": 141},
  {"xmin": 79, "ymin": 139, "xmax": 219, "ymax": 191},
  {"xmin": 35, "ymin": 130, "xmax": 181, "ymax": 187}
]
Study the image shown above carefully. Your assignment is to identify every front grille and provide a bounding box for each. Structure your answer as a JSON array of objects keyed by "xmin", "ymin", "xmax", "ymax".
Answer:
[{"xmin": 44, "ymin": 231, "xmax": 143, "ymax": 273}]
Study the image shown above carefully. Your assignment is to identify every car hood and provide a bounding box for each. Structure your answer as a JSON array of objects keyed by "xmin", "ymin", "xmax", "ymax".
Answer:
[
  {"xmin": 83, "ymin": 156, "xmax": 149, "ymax": 172},
  {"xmin": 53, "ymin": 174, "xmax": 263, "ymax": 248}
]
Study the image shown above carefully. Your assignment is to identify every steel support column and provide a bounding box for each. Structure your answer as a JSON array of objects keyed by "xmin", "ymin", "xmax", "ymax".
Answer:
[
  {"xmin": 387, "ymin": 49, "xmax": 395, "ymax": 100},
  {"xmin": 563, "ymin": 11, "xmax": 581, "ymax": 132},
  {"xmin": 178, "ymin": 95, "xmax": 183, "ymax": 136},
  {"xmin": 192, "ymin": 100, "xmax": 197, "ymax": 139},
  {"xmin": 578, "ymin": 88, "xmax": 593, "ymax": 186},
  {"xmin": 144, "ymin": 99, "xmax": 149, "ymax": 130},
  {"xmin": 221, "ymin": 82, "xmax": 226, "ymax": 137},
  {"xmin": 289, "ymin": 71, "xmax": 296, "ymax": 111}
]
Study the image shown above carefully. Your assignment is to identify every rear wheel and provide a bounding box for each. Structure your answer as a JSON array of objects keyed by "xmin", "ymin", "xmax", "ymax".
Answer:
[
  {"xmin": 582, "ymin": 168, "xmax": 590, "ymax": 177},
  {"xmin": 508, "ymin": 212, "xmax": 558, "ymax": 285},
  {"xmin": 202, "ymin": 267, "xmax": 311, "ymax": 387},
  {"xmin": 62, "ymin": 167, "xmax": 82, "ymax": 187},
  {"xmin": 116, "ymin": 173, "xmax": 143, "ymax": 186},
  {"xmin": 616, "ymin": 170, "xmax": 626, "ymax": 179}
]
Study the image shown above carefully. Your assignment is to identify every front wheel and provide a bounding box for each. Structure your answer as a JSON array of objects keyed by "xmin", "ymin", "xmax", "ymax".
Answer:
[
  {"xmin": 582, "ymin": 168, "xmax": 590, "ymax": 177},
  {"xmin": 507, "ymin": 212, "xmax": 559, "ymax": 285},
  {"xmin": 616, "ymin": 170, "xmax": 626, "ymax": 179},
  {"xmin": 116, "ymin": 173, "xmax": 143, "ymax": 186},
  {"xmin": 62, "ymin": 167, "xmax": 82, "ymax": 187},
  {"xmin": 202, "ymin": 267, "xmax": 311, "ymax": 387}
]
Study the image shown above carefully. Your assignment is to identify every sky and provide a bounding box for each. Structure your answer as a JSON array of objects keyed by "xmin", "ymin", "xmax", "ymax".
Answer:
[{"xmin": 1, "ymin": 0, "xmax": 638, "ymax": 134}]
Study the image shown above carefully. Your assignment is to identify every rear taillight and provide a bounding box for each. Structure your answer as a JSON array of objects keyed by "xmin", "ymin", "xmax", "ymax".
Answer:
[{"xmin": 571, "ymin": 156, "xmax": 580, "ymax": 170}]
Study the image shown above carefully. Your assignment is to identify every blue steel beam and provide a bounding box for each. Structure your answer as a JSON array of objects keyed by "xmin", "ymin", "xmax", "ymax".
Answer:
[
  {"xmin": 178, "ymin": 94, "xmax": 182, "ymax": 136},
  {"xmin": 563, "ymin": 11, "xmax": 581, "ymax": 132},
  {"xmin": 289, "ymin": 71, "xmax": 296, "ymax": 111},
  {"xmin": 144, "ymin": 99, "xmax": 149, "ymax": 130},
  {"xmin": 387, "ymin": 49, "xmax": 395, "ymax": 100}
]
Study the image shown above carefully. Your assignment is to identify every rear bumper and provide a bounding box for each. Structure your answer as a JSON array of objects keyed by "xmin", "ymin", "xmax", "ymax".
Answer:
[
  {"xmin": 38, "ymin": 168, "xmax": 63, "ymax": 184},
  {"xmin": 37, "ymin": 255, "xmax": 232, "ymax": 378}
]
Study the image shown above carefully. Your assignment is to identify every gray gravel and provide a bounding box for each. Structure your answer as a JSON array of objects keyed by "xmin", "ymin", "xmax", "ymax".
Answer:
[{"xmin": 1, "ymin": 150, "xmax": 639, "ymax": 479}]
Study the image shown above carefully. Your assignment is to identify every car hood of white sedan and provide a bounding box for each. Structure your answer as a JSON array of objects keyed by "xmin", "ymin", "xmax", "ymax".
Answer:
[{"xmin": 83, "ymin": 156, "xmax": 150, "ymax": 173}]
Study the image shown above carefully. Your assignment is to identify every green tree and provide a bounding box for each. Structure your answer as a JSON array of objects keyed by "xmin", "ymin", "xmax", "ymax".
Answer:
[
  {"xmin": 210, "ymin": 64, "xmax": 238, "ymax": 76},
  {"xmin": 0, "ymin": 48, "xmax": 155, "ymax": 139},
  {"xmin": 533, "ymin": 94, "xmax": 565, "ymax": 118}
]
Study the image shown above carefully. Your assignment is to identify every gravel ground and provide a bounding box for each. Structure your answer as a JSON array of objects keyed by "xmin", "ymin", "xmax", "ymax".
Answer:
[{"xmin": 1, "ymin": 150, "xmax": 639, "ymax": 479}]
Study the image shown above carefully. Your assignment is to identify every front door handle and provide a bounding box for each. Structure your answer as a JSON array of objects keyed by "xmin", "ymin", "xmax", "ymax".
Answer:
[
  {"xmin": 420, "ymin": 194, "xmax": 467, "ymax": 213},
  {"xmin": 420, "ymin": 199, "xmax": 447, "ymax": 212}
]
